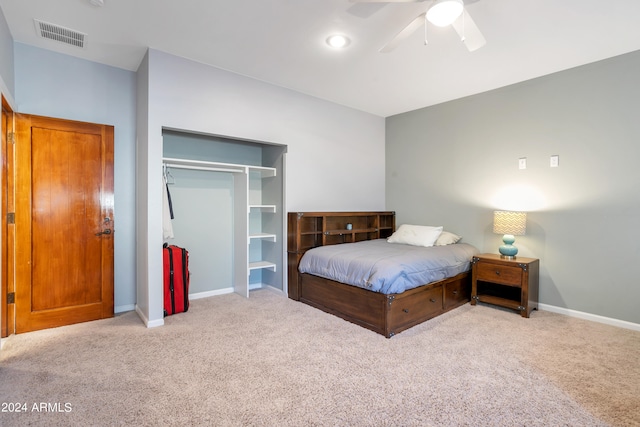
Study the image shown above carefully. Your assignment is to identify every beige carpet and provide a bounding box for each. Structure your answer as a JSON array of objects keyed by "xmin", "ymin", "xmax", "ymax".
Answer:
[{"xmin": 1, "ymin": 289, "xmax": 639, "ymax": 426}]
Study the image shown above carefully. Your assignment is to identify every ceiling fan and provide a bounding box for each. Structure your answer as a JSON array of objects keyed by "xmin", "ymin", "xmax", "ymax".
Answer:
[{"xmin": 350, "ymin": 0, "xmax": 486, "ymax": 53}]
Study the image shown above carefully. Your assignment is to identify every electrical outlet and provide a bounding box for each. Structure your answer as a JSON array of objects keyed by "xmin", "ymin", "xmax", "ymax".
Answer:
[
  {"xmin": 519, "ymin": 157, "xmax": 527, "ymax": 170},
  {"xmin": 550, "ymin": 155, "xmax": 559, "ymax": 167}
]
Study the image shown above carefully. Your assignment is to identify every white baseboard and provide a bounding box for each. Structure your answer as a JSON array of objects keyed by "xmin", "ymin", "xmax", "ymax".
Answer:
[
  {"xmin": 538, "ymin": 303, "xmax": 640, "ymax": 332},
  {"xmin": 115, "ymin": 304, "xmax": 135, "ymax": 314},
  {"xmin": 189, "ymin": 288, "xmax": 234, "ymax": 300},
  {"xmin": 190, "ymin": 283, "xmax": 283, "ymax": 300},
  {"xmin": 135, "ymin": 305, "xmax": 164, "ymax": 328}
]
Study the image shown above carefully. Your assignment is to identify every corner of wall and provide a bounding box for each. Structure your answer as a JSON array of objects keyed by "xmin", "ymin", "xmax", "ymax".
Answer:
[{"xmin": 0, "ymin": 6, "xmax": 15, "ymax": 101}]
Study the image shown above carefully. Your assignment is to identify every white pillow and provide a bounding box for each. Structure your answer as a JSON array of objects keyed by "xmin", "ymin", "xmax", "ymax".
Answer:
[
  {"xmin": 435, "ymin": 231, "xmax": 462, "ymax": 246},
  {"xmin": 387, "ymin": 224, "xmax": 443, "ymax": 247}
]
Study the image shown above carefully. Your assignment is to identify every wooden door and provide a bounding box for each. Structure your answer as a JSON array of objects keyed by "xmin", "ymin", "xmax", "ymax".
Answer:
[{"xmin": 14, "ymin": 114, "xmax": 114, "ymax": 333}]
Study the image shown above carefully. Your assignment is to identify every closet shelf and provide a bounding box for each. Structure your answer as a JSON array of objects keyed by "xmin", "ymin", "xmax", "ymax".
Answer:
[
  {"xmin": 248, "ymin": 166, "xmax": 277, "ymax": 178},
  {"xmin": 249, "ymin": 233, "xmax": 277, "ymax": 242},
  {"xmin": 163, "ymin": 157, "xmax": 276, "ymax": 177},
  {"xmin": 249, "ymin": 261, "xmax": 276, "ymax": 272},
  {"xmin": 249, "ymin": 204, "xmax": 276, "ymax": 212}
]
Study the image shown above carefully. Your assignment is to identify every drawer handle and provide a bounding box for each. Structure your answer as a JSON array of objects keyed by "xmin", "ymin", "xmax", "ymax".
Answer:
[
  {"xmin": 429, "ymin": 298, "xmax": 437, "ymax": 303},
  {"xmin": 495, "ymin": 270, "xmax": 501, "ymax": 276},
  {"xmin": 403, "ymin": 308, "xmax": 409, "ymax": 313},
  {"xmin": 452, "ymin": 290, "xmax": 458, "ymax": 295}
]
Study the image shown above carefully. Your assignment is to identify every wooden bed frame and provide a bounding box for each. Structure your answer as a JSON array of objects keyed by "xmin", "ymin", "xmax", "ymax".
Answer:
[{"xmin": 287, "ymin": 212, "xmax": 471, "ymax": 338}]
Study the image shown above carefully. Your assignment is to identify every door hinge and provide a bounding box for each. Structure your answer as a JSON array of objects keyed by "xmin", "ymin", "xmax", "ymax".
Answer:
[
  {"xmin": 7, "ymin": 292, "xmax": 15, "ymax": 304},
  {"xmin": 7, "ymin": 132, "xmax": 15, "ymax": 144},
  {"xmin": 7, "ymin": 212, "xmax": 15, "ymax": 224}
]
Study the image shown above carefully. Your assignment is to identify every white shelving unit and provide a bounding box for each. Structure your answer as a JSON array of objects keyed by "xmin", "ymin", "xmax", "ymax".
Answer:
[{"xmin": 247, "ymin": 166, "xmax": 278, "ymax": 292}]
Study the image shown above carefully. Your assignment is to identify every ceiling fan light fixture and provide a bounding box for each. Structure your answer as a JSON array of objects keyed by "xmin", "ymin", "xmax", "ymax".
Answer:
[
  {"xmin": 426, "ymin": 0, "xmax": 464, "ymax": 27},
  {"xmin": 326, "ymin": 34, "xmax": 350, "ymax": 49}
]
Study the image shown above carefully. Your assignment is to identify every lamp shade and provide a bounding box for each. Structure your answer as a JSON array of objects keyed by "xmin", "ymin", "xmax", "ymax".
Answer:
[
  {"xmin": 426, "ymin": 0, "xmax": 464, "ymax": 27},
  {"xmin": 493, "ymin": 211, "xmax": 527, "ymax": 236}
]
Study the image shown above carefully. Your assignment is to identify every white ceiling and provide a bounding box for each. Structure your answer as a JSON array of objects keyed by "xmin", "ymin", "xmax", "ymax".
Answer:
[{"xmin": 1, "ymin": 0, "xmax": 640, "ymax": 117}]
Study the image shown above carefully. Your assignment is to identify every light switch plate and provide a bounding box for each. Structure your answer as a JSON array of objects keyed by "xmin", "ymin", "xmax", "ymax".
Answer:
[
  {"xmin": 519, "ymin": 157, "xmax": 527, "ymax": 170},
  {"xmin": 550, "ymin": 155, "xmax": 559, "ymax": 167}
]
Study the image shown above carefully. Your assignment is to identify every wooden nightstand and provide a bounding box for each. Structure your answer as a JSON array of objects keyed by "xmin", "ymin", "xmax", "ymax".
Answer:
[{"xmin": 470, "ymin": 254, "xmax": 539, "ymax": 318}]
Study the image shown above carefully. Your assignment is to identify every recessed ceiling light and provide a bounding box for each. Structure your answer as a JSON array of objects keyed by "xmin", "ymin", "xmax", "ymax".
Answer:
[{"xmin": 326, "ymin": 34, "xmax": 350, "ymax": 49}]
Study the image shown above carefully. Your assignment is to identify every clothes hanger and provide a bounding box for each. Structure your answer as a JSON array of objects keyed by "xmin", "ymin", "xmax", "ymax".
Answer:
[{"xmin": 163, "ymin": 164, "xmax": 176, "ymax": 184}]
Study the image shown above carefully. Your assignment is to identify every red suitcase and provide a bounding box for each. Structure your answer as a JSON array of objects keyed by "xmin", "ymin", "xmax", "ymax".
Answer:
[{"xmin": 163, "ymin": 244, "xmax": 190, "ymax": 316}]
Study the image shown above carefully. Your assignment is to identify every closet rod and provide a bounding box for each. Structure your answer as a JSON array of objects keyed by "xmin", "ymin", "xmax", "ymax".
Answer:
[{"xmin": 164, "ymin": 163, "xmax": 244, "ymax": 174}]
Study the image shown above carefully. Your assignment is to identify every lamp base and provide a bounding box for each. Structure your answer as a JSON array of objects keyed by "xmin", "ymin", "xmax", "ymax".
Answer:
[{"xmin": 498, "ymin": 234, "xmax": 518, "ymax": 260}]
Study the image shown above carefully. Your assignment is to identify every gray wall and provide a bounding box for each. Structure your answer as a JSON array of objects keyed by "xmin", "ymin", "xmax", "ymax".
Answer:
[
  {"xmin": 386, "ymin": 50, "xmax": 640, "ymax": 324},
  {"xmin": 14, "ymin": 43, "xmax": 138, "ymax": 313},
  {"xmin": 0, "ymin": 6, "xmax": 13, "ymax": 103}
]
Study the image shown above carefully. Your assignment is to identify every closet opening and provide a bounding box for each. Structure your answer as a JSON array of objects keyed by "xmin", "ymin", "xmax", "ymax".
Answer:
[{"xmin": 162, "ymin": 129, "xmax": 287, "ymax": 299}]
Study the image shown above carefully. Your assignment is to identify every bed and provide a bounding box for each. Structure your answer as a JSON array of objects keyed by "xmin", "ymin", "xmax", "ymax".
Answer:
[{"xmin": 287, "ymin": 211, "xmax": 479, "ymax": 338}]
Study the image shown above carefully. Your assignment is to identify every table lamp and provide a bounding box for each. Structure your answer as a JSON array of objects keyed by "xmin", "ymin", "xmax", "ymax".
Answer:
[{"xmin": 493, "ymin": 211, "xmax": 527, "ymax": 259}]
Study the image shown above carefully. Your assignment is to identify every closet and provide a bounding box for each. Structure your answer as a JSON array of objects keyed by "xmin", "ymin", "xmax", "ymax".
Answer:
[{"xmin": 162, "ymin": 129, "xmax": 286, "ymax": 298}]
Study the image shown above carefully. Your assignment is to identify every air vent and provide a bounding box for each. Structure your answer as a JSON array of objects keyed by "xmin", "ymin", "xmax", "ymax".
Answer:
[{"xmin": 34, "ymin": 19, "xmax": 86, "ymax": 48}]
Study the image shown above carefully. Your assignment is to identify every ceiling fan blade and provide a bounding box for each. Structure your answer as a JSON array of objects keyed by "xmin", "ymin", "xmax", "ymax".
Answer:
[
  {"xmin": 451, "ymin": 9, "xmax": 486, "ymax": 52},
  {"xmin": 379, "ymin": 12, "xmax": 426, "ymax": 53}
]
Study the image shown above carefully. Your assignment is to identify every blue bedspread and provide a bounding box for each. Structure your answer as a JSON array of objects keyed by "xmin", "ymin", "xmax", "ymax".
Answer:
[{"xmin": 298, "ymin": 239, "xmax": 479, "ymax": 294}]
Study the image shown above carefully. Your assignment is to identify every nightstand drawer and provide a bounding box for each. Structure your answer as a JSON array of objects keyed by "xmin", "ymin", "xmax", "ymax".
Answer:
[{"xmin": 475, "ymin": 263, "xmax": 522, "ymax": 287}]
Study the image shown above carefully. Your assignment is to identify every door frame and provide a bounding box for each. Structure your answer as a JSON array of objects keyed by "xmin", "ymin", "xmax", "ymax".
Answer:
[{"xmin": 1, "ymin": 96, "xmax": 14, "ymax": 337}]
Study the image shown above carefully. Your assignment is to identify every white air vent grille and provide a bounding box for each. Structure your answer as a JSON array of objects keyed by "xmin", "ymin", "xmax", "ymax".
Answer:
[{"xmin": 34, "ymin": 19, "xmax": 86, "ymax": 48}]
